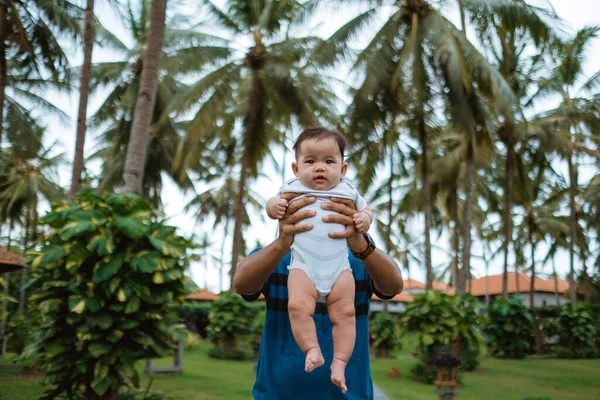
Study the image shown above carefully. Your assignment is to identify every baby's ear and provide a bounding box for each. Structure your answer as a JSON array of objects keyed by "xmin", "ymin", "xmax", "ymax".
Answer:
[
  {"xmin": 341, "ymin": 162, "xmax": 348, "ymax": 177},
  {"xmin": 292, "ymin": 162, "xmax": 299, "ymax": 176}
]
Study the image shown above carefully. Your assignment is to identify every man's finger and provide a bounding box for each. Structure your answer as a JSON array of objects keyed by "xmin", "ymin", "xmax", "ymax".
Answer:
[
  {"xmin": 287, "ymin": 223, "xmax": 314, "ymax": 234},
  {"xmin": 286, "ymin": 209, "xmax": 316, "ymax": 224},
  {"xmin": 286, "ymin": 196, "xmax": 315, "ymax": 215},
  {"xmin": 321, "ymin": 201, "xmax": 356, "ymax": 217},
  {"xmin": 280, "ymin": 192, "xmax": 303, "ymax": 202},
  {"xmin": 328, "ymin": 226, "xmax": 354, "ymax": 239},
  {"xmin": 323, "ymin": 213, "xmax": 353, "ymax": 225}
]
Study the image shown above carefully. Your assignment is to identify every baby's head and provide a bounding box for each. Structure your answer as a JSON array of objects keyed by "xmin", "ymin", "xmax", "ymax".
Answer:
[{"xmin": 292, "ymin": 126, "xmax": 348, "ymax": 191}]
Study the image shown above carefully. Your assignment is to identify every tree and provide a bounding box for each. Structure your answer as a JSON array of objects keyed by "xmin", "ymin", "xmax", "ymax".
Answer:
[
  {"xmin": 87, "ymin": 0, "xmax": 200, "ymax": 204},
  {"xmin": 123, "ymin": 0, "xmax": 168, "ymax": 194},
  {"xmin": 344, "ymin": 0, "xmax": 514, "ymax": 293},
  {"xmin": 528, "ymin": 26, "xmax": 600, "ymax": 303},
  {"xmin": 0, "ymin": 0, "xmax": 79, "ymax": 147},
  {"xmin": 464, "ymin": 0, "xmax": 557, "ymax": 298},
  {"xmin": 69, "ymin": 0, "xmax": 98, "ymax": 198},
  {"xmin": 174, "ymin": 0, "xmax": 339, "ymax": 283}
]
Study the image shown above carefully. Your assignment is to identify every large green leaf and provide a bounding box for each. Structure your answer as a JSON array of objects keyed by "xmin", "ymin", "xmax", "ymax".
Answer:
[
  {"xmin": 89, "ymin": 343, "xmax": 112, "ymax": 357},
  {"xmin": 88, "ymin": 233, "xmax": 115, "ymax": 256},
  {"xmin": 113, "ymin": 212, "xmax": 151, "ymax": 239},
  {"xmin": 59, "ymin": 219, "xmax": 95, "ymax": 241},
  {"xmin": 93, "ymin": 254, "xmax": 125, "ymax": 283},
  {"xmin": 148, "ymin": 235, "xmax": 184, "ymax": 257}
]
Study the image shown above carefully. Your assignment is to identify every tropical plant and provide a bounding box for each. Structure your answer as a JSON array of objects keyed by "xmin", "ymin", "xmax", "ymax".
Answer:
[
  {"xmin": 173, "ymin": 0, "xmax": 340, "ymax": 282},
  {"xmin": 369, "ymin": 313, "xmax": 402, "ymax": 358},
  {"xmin": 22, "ymin": 189, "xmax": 187, "ymax": 399},
  {"xmin": 206, "ymin": 290, "xmax": 256, "ymax": 360},
  {"xmin": 556, "ymin": 302, "xmax": 599, "ymax": 358},
  {"xmin": 485, "ymin": 297, "xmax": 534, "ymax": 359},
  {"xmin": 402, "ymin": 291, "xmax": 482, "ymax": 383}
]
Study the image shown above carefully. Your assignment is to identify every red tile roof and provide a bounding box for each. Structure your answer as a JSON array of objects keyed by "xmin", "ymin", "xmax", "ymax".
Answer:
[
  {"xmin": 184, "ymin": 289, "xmax": 220, "ymax": 301},
  {"xmin": 469, "ymin": 272, "xmax": 569, "ymax": 297},
  {"xmin": 0, "ymin": 248, "xmax": 27, "ymax": 272}
]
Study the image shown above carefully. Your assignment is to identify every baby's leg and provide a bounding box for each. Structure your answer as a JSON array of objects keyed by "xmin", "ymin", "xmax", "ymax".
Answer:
[
  {"xmin": 288, "ymin": 269, "xmax": 324, "ymax": 372},
  {"xmin": 326, "ymin": 269, "xmax": 356, "ymax": 394}
]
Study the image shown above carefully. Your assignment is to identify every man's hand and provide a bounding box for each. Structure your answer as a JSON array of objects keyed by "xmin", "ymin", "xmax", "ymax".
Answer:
[
  {"xmin": 321, "ymin": 198, "xmax": 368, "ymax": 254},
  {"xmin": 276, "ymin": 193, "xmax": 316, "ymax": 251}
]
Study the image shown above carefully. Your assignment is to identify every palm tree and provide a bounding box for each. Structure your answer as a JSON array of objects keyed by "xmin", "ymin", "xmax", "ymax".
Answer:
[
  {"xmin": 0, "ymin": 121, "xmax": 65, "ymax": 313},
  {"xmin": 174, "ymin": 0, "xmax": 340, "ymax": 282},
  {"xmin": 87, "ymin": 0, "xmax": 202, "ymax": 203},
  {"xmin": 528, "ymin": 26, "xmax": 600, "ymax": 303},
  {"xmin": 123, "ymin": 0, "xmax": 168, "ymax": 195},
  {"xmin": 464, "ymin": 0, "xmax": 557, "ymax": 298},
  {"xmin": 0, "ymin": 0, "xmax": 80, "ymax": 147},
  {"xmin": 344, "ymin": 0, "xmax": 515, "ymax": 293},
  {"xmin": 69, "ymin": 0, "xmax": 99, "ymax": 198}
]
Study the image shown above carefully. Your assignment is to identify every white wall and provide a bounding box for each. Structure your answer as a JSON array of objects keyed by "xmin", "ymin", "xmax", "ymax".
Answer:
[{"xmin": 370, "ymin": 301, "xmax": 407, "ymax": 313}]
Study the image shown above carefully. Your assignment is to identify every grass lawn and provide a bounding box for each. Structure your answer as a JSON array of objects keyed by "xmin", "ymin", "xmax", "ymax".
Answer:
[{"xmin": 1, "ymin": 341, "xmax": 599, "ymax": 400}]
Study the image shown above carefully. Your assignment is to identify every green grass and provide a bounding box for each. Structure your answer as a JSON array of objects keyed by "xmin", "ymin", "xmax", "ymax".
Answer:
[{"xmin": 1, "ymin": 342, "xmax": 600, "ymax": 400}]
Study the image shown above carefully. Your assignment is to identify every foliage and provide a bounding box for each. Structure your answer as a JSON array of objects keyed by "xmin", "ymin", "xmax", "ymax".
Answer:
[
  {"xmin": 176, "ymin": 302, "xmax": 212, "ymax": 338},
  {"xmin": 206, "ymin": 291, "xmax": 256, "ymax": 360},
  {"xmin": 370, "ymin": 313, "xmax": 402, "ymax": 358},
  {"xmin": 402, "ymin": 291, "xmax": 481, "ymax": 383},
  {"xmin": 6, "ymin": 310, "xmax": 39, "ymax": 355},
  {"xmin": 22, "ymin": 189, "xmax": 188, "ymax": 399},
  {"xmin": 556, "ymin": 303, "xmax": 599, "ymax": 358},
  {"xmin": 485, "ymin": 297, "xmax": 534, "ymax": 359}
]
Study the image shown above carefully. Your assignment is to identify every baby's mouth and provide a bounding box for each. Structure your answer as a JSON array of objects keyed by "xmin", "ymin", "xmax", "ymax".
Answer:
[{"xmin": 314, "ymin": 176, "xmax": 326, "ymax": 183}]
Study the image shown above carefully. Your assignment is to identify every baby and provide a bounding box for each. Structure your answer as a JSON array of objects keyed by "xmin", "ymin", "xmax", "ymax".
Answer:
[{"xmin": 266, "ymin": 127, "xmax": 373, "ymax": 393}]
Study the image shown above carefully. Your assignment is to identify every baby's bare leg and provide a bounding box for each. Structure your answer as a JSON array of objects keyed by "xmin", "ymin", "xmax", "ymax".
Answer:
[
  {"xmin": 326, "ymin": 269, "xmax": 356, "ymax": 394},
  {"xmin": 288, "ymin": 269, "xmax": 324, "ymax": 372}
]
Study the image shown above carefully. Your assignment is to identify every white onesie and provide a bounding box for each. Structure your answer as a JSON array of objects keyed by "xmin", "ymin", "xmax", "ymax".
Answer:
[{"xmin": 278, "ymin": 178, "xmax": 368, "ymax": 301}]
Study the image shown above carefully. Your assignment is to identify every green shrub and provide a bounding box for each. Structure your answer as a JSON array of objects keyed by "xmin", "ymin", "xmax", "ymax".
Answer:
[
  {"xmin": 556, "ymin": 303, "xmax": 599, "ymax": 358},
  {"xmin": 370, "ymin": 313, "xmax": 402, "ymax": 358},
  {"xmin": 207, "ymin": 291, "xmax": 257, "ymax": 359},
  {"xmin": 484, "ymin": 297, "xmax": 533, "ymax": 359},
  {"xmin": 402, "ymin": 291, "xmax": 482, "ymax": 382},
  {"xmin": 175, "ymin": 302, "xmax": 212, "ymax": 337},
  {"xmin": 22, "ymin": 190, "xmax": 188, "ymax": 399}
]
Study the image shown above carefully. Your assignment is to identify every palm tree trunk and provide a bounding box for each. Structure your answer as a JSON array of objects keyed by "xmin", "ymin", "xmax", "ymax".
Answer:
[
  {"xmin": 552, "ymin": 257, "xmax": 559, "ymax": 306},
  {"xmin": 459, "ymin": 140, "xmax": 475, "ymax": 295},
  {"xmin": 567, "ymin": 149, "xmax": 577, "ymax": 304},
  {"xmin": 123, "ymin": 0, "xmax": 167, "ymax": 195},
  {"xmin": 230, "ymin": 55, "xmax": 262, "ymax": 285},
  {"xmin": 220, "ymin": 221, "xmax": 228, "ymax": 292},
  {"xmin": 502, "ymin": 140, "xmax": 513, "ymax": 299},
  {"xmin": 418, "ymin": 117, "xmax": 433, "ymax": 291},
  {"xmin": 18, "ymin": 205, "xmax": 31, "ymax": 315},
  {"xmin": 0, "ymin": 219, "xmax": 12, "ymax": 357},
  {"xmin": 457, "ymin": 0, "xmax": 466, "ymax": 34},
  {"xmin": 0, "ymin": 4, "xmax": 7, "ymax": 148},
  {"xmin": 529, "ymin": 227, "xmax": 535, "ymax": 309},
  {"xmin": 68, "ymin": 0, "xmax": 96, "ymax": 199},
  {"xmin": 451, "ymin": 187, "xmax": 460, "ymax": 289}
]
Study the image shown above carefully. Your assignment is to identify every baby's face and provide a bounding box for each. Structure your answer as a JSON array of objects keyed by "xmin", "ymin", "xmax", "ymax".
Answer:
[{"xmin": 292, "ymin": 137, "xmax": 347, "ymax": 191}]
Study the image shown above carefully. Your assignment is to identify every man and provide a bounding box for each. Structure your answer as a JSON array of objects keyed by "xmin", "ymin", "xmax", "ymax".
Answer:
[{"xmin": 233, "ymin": 194, "xmax": 403, "ymax": 399}]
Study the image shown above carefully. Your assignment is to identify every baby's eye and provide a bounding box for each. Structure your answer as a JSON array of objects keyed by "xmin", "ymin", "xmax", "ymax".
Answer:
[
  {"xmin": 306, "ymin": 160, "xmax": 314, "ymax": 164},
  {"xmin": 326, "ymin": 160, "xmax": 334, "ymax": 164}
]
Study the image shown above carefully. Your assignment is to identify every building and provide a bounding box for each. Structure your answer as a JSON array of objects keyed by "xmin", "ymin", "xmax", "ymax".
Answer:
[{"xmin": 469, "ymin": 272, "xmax": 570, "ymax": 307}]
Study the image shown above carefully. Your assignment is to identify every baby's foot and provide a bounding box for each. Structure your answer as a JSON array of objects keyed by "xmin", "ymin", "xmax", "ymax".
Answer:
[
  {"xmin": 330, "ymin": 358, "xmax": 348, "ymax": 393},
  {"xmin": 305, "ymin": 348, "xmax": 324, "ymax": 372}
]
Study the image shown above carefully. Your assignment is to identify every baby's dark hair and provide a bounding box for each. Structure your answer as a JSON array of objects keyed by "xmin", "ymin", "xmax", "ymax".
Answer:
[{"xmin": 292, "ymin": 126, "xmax": 347, "ymax": 159}]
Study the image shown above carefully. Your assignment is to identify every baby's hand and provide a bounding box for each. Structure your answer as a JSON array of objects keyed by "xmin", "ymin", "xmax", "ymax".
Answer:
[
  {"xmin": 353, "ymin": 212, "xmax": 371, "ymax": 234},
  {"xmin": 269, "ymin": 198, "xmax": 288, "ymax": 219}
]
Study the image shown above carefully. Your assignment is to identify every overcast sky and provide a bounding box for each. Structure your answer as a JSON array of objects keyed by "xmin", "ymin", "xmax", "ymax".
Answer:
[{"xmin": 39, "ymin": 0, "xmax": 600, "ymax": 292}]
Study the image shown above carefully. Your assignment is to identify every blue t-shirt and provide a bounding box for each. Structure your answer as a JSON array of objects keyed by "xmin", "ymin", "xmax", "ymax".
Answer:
[{"xmin": 243, "ymin": 250, "xmax": 392, "ymax": 400}]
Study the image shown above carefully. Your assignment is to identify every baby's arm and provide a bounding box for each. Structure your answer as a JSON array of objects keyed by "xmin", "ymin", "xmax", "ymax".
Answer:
[
  {"xmin": 353, "ymin": 205, "xmax": 373, "ymax": 234},
  {"xmin": 266, "ymin": 197, "xmax": 288, "ymax": 220}
]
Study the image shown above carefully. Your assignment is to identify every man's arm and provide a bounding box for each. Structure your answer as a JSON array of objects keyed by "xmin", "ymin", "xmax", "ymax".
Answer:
[
  {"xmin": 232, "ymin": 194, "xmax": 316, "ymax": 296},
  {"xmin": 322, "ymin": 198, "xmax": 403, "ymax": 298}
]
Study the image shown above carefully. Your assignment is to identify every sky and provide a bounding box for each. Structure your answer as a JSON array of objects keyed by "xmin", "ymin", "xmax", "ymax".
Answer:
[{"xmin": 34, "ymin": 0, "xmax": 600, "ymax": 293}]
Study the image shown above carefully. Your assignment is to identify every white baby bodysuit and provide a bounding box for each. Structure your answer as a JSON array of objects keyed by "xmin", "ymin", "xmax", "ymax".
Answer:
[{"xmin": 278, "ymin": 178, "xmax": 368, "ymax": 301}]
